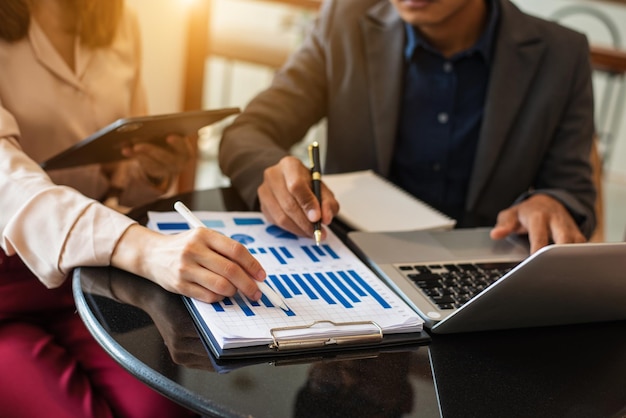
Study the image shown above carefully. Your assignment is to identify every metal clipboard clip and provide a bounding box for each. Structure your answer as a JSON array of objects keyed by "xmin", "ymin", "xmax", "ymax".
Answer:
[{"xmin": 269, "ymin": 320, "xmax": 383, "ymax": 351}]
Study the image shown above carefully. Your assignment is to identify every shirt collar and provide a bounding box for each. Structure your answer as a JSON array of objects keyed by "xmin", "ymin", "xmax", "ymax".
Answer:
[{"xmin": 404, "ymin": 0, "xmax": 500, "ymax": 62}]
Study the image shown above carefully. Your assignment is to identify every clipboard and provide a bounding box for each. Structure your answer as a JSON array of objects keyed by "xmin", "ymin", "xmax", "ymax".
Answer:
[
  {"xmin": 40, "ymin": 107, "xmax": 240, "ymax": 170},
  {"xmin": 203, "ymin": 332, "xmax": 430, "ymax": 374},
  {"xmin": 183, "ymin": 296, "xmax": 431, "ymax": 360},
  {"xmin": 148, "ymin": 210, "xmax": 428, "ymax": 361}
]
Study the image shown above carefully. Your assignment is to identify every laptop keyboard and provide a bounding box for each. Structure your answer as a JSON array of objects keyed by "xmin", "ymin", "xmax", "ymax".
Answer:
[{"xmin": 396, "ymin": 262, "xmax": 520, "ymax": 310}]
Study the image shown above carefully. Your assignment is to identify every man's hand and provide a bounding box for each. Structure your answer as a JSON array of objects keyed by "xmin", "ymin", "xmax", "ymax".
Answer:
[
  {"xmin": 257, "ymin": 156, "xmax": 340, "ymax": 239},
  {"xmin": 490, "ymin": 194, "xmax": 586, "ymax": 254}
]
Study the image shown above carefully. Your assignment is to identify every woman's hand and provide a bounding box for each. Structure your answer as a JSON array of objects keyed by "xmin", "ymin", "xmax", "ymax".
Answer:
[
  {"xmin": 111, "ymin": 224, "xmax": 266, "ymax": 303},
  {"xmin": 121, "ymin": 134, "xmax": 194, "ymax": 189}
]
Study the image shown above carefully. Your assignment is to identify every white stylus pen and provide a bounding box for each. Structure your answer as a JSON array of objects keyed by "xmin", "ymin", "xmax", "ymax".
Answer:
[{"xmin": 174, "ymin": 201, "xmax": 290, "ymax": 311}]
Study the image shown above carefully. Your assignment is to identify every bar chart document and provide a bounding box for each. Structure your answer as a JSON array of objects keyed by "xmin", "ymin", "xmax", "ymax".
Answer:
[{"xmin": 147, "ymin": 211, "xmax": 427, "ymax": 358}]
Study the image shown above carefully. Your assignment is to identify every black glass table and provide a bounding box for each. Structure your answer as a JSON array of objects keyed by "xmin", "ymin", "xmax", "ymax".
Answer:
[{"xmin": 73, "ymin": 188, "xmax": 626, "ymax": 417}]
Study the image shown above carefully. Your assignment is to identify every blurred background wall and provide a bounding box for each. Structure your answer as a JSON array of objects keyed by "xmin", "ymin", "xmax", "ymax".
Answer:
[{"xmin": 126, "ymin": 0, "xmax": 626, "ymax": 240}]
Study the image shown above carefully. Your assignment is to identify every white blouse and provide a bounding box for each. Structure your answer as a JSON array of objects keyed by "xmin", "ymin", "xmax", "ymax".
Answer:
[{"xmin": 0, "ymin": 7, "xmax": 164, "ymax": 287}]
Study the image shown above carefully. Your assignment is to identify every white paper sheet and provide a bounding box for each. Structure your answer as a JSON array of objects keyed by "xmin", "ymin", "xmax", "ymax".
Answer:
[{"xmin": 148, "ymin": 211, "xmax": 424, "ymax": 349}]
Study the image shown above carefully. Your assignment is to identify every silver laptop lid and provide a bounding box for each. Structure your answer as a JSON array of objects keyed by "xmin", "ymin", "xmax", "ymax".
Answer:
[
  {"xmin": 347, "ymin": 228, "xmax": 529, "ymax": 327},
  {"xmin": 348, "ymin": 228, "xmax": 626, "ymax": 333}
]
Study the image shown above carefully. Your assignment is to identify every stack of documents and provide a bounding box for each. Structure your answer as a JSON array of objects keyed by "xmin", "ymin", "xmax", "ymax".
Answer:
[{"xmin": 148, "ymin": 211, "xmax": 426, "ymax": 358}]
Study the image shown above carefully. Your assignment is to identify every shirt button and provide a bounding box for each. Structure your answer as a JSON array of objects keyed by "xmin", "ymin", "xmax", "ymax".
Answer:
[
  {"xmin": 438, "ymin": 112, "xmax": 449, "ymax": 124},
  {"xmin": 433, "ymin": 163, "xmax": 441, "ymax": 171},
  {"xmin": 443, "ymin": 62, "xmax": 453, "ymax": 73}
]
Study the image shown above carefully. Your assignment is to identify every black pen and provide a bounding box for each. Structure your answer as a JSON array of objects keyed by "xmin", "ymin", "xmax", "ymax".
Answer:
[{"xmin": 308, "ymin": 141, "xmax": 322, "ymax": 246}]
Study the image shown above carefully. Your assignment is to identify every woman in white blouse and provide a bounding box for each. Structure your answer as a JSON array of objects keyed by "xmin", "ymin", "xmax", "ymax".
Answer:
[{"xmin": 0, "ymin": 1, "xmax": 266, "ymax": 416}]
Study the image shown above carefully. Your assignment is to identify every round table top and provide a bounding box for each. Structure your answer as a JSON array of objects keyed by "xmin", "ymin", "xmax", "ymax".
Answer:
[{"xmin": 73, "ymin": 188, "xmax": 626, "ymax": 418}]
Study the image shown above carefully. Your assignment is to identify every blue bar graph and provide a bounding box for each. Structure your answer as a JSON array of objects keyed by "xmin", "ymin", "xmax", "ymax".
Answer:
[
  {"xmin": 211, "ymin": 302, "xmax": 225, "ymax": 312},
  {"xmin": 300, "ymin": 245, "xmax": 341, "ymax": 262},
  {"xmin": 152, "ymin": 212, "xmax": 400, "ymax": 325},
  {"xmin": 338, "ymin": 271, "xmax": 367, "ymax": 297},
  {"xmin": 202, "ymin": 220, "xmax": 225, "ymax": 228},
  {"xmin": 293, "ymin": 274, "xmax": 318, "ymax": 299},
  {"xmin": 303, "ymin": 273, "xmax": 336, "ymax": 305},
  {"xmin": 157, "ymin": 220, "xmax": 226, "ymax": 231},
  {"xmin": 157, "ymin": 222, "xmax": 190, "ymax": 231},
  {"xmin": 209, "ymin": 269, "xmax": 391, "ymax": 316},
  {"xmin": 269, "ymin": 247, "xmax": 287, "ymax": 265},
  {"xmin": 348, "ymin": 270, "xmax": 391, "ymax": 309},
  {"xmin": 234, "ymin": 217, "xmax": 264, "ymax": 225},
  {"xmin": 315, "ymin": 272, "xmax": 352, "ymax": 308},
  {"xmin": 251, "ymin": 246, "xmax": 297, "ymax": 264},
  {"xmin": 259, "ymin": 293, "xmax": 273, "ymax": 308},
  {"xmin": 280, "ymin": 274, "xmax": 302, "ymax": 295},
  {"xmin": 268, "ymin": 275, "xmax": 291, "ymax": 298},
  {"xmin": 249, "ymin": 244, "xmax": 341, "ymax": 266},
  {"xmin": 301, "ymin": 246, "xmax": 320, "ymax": 262},
  {"xmin": 322, "ymin": 244, "xmax": 340, "ymax": 259},
  {"xmin": 327, "ymin": 272, "xmax": 359, "ymax": 303},
  {"xmin": 233, "ymin": 294, "xmax": 255, "ymax": 316},
  {"xmin": 279, "ymin": 247, "xmax": 294, "ymax": 259}
]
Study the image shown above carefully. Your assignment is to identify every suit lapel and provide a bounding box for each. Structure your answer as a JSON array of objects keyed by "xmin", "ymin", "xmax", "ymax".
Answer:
[
  {"xmin": 466, "ymin": 0, "xmax": 546, "ymax": 209},
  {"xmin": 361, "ymin": 2, "xmax": 405, "ymax": 176}
]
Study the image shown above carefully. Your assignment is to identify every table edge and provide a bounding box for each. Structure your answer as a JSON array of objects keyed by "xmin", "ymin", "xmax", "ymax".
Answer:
[{"xmin": 71, "ymin": 268, "xmax": 242, "ymax": 417}]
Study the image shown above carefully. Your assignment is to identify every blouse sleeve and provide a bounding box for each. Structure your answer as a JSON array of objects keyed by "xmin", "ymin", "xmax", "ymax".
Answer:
[{"xmin": 0, "ymin": 135, "xmax": 136, "ymax": 288}]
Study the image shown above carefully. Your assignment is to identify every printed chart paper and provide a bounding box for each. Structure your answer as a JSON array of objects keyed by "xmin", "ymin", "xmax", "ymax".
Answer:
[{"xmin": 148, "ymin": 211, "xmax": 424, "ymax": 350}]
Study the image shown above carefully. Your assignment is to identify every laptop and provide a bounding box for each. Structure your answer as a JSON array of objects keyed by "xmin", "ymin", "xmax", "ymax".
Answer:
[{"xmin": 347, "ymin": 227, "xmax": 626, "ymax": 333}]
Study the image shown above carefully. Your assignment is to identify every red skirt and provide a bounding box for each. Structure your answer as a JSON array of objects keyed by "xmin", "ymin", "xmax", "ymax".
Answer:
[
  {"xmin": 0, "ymin": 250, "xmax": 194, "ymax": 418},
  {"xmin": 0, "ymin": 250, "xmax": 75, "ymax": 317}
]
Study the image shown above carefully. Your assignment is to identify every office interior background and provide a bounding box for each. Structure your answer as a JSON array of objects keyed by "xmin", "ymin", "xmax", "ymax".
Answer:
[{"xmin": 126, "ymin": 0, "xmax": 626, "ymax": 242}]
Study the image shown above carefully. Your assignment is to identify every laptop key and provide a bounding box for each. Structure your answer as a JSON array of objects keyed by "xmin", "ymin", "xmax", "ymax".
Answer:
[
  {"xmin": 407, "ymin": 272, "xmax": 440, "ymax": 281},
  {"xmin": 443, "ymin": 264, "xmax": 459, "ymax": 272},
  {"xmin": 432, "ymin": 295, "xmax": 455, "ymax": 304},
  {"xmin": 416, "ymin": 281, "xmax": 441, "ymax": 290},
  {"xmin": 457, "ymin": 263, "xmax": 477, "ymax": 271},
  {"xmin": 422, "ymin": 288, "xmax": 441, "ymax": 297},
  {"xmin": 411, "ymin": 262, "xmax": 521, "ymax": 310},
  {"xmin": 476, "ymin": 262, "xmax": 519, "ymax": 271},
  {"xmin": 441, "ymin": 278, "xmax": 457, "ymax": 286},
  {"xmin": 456, "ymin": 294, "xmax": 472, "ymax": 303},
  {"xmin": 414, "ymin": 266, "xmax": 431, "ymax": 273},
  {"xmin": 439, "ymin": 288, "xmax": 456, "ymax": 296}
]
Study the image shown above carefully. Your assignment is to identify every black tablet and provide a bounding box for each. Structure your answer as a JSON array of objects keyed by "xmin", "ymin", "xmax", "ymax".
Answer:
[{"xmin": 40, "ymin": 107, "xmax": 240, "ymax": 170}]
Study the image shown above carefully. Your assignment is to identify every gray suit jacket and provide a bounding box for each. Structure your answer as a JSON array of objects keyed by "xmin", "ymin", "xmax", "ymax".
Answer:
[{"xmin": 219, "ymin": 0, "xmax": 596, "ymax": 237}]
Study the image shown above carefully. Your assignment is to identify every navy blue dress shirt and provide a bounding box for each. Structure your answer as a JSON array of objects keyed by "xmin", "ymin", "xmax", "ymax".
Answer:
[{"xmin": 389, "ymin": 0, "xmax": 500, "ymax": 223}]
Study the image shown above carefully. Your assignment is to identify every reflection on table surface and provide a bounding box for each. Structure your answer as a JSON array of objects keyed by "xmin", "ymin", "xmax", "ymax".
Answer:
[
  {"xmin": 75, "ymin": 188, "xmax": 626, "ymax": 418},
  {"xmin": 76, "ymin": 265, "xmax": 439, "ymax": 418}
]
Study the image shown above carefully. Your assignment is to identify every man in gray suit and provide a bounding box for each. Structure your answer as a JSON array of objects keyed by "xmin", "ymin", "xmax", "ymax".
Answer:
[{"xmin": 218, "ymin": 0, "xmax": 596, "ymax": 253}]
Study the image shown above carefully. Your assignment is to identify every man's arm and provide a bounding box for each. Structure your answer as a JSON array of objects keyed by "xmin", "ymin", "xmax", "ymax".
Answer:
[
  {"xmin": 218, "ymin": 1, "xmax": 335, "ymax": 210},
  {"xmin": 492, "ymin": 29, "xmax": 596, "ymax": 249}
]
